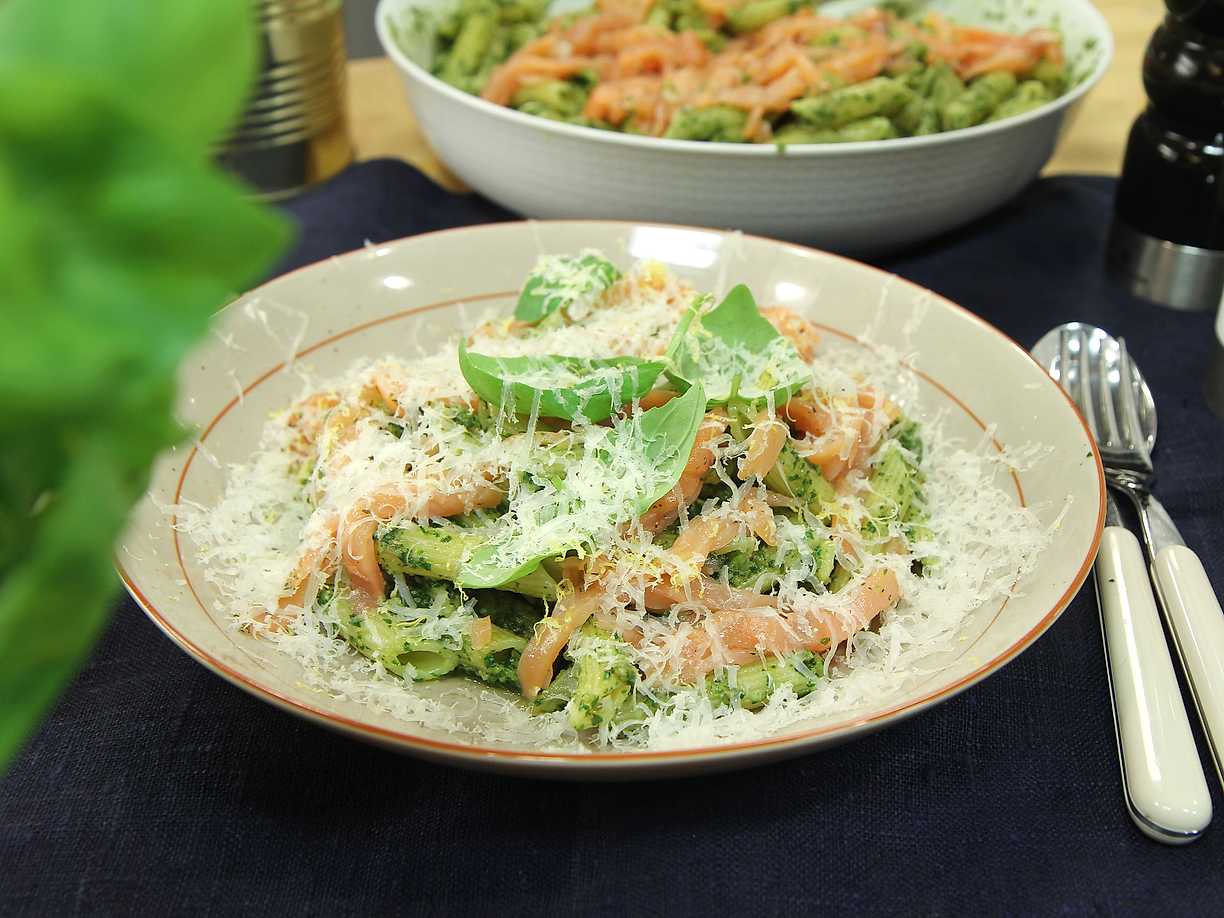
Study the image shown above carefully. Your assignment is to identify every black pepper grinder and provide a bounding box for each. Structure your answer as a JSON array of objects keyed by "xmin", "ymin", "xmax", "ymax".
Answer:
[{"xmin": 1107, "ymin": 0, "xmax": 1224, "ymax": 311}]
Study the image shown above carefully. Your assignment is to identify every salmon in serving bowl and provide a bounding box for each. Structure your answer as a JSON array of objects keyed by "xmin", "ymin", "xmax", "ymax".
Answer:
[{"xmin": 375, "ymin": 0, "xmax": 1111, "ymax": 251}]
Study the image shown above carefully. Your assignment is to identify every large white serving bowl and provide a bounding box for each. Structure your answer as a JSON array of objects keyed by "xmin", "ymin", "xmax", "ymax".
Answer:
[
  {"xmin": 117, "ymin": 221, "xmax": 1104, "ymax": 778},
  {"xmin": 375, "ymin": 0, "xmax": 1112, "ymax": 252}
]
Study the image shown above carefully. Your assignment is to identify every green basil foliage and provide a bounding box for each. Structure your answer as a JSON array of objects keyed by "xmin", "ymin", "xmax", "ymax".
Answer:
[
  {"xmin": 457, "ymin": 383, "xmax": 707, "ymax": 587},
  {"xmin": 514, "ymin": 252, "xmax": 620, "ymax": 324},
  {"xmin": 458, "ymin": 341, "xmax": 665, "ymax": 423},
  {"xmin": 0, "ymin": 0, "xmax": 289, "ymax": 771},
  {"xmin": 666, "ymin": 285, "xmax": 811, "ymax": 406}
]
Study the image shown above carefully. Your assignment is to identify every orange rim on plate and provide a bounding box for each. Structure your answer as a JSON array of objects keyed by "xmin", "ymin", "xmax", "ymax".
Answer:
[{"xmin": 116, "ymin": 221, "xmax": 1106, "ymax": 767}]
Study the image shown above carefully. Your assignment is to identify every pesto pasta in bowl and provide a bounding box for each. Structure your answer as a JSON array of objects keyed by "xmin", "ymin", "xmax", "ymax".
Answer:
[
  {"xmin": 423, "ymin": 0, "xmax": 1069, "ymax": 144},
  {"xmin": 375, "ymin": 0, "xmax": 1111, "ymax": 250},
  {"xmin": 118, "ymin": 222, "xmax": 1104, "ymax": 777}
]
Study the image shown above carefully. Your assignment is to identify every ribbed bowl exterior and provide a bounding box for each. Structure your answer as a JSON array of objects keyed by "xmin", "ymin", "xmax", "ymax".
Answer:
[{"xmin": 406, "ymin": 77, "xmax": 1065, "ymax": 251}]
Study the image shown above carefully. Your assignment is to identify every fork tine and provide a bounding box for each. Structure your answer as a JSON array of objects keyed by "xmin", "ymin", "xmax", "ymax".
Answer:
[
  {"xmin": 1115, "ymin": 336, "xmax": 1151, "ymax": 465},
  {"xmin": 1057, "ymin": 326, "xmax": 1071, "ymax": 389},
  {"xmin": 1095, "ymin": 334, "xmax": 1122, "ymax": 451},
  {"xmin": 1075, "ymin": 327, "xmax": 1100, "ymax": 441}
]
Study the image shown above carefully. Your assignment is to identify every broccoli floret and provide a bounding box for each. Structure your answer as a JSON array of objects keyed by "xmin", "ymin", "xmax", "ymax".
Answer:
[
  {"xmin": 566, "ymin": 623, "xmax": 640, "ymax": 731},
  {"xmin": 706, "ymin": 652, "xmax": 825, "ymax": 709}
]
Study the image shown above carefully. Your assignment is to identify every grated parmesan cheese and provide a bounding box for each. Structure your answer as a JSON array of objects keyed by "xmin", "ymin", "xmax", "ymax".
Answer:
[{"xmin": 176, "ymin": 258, "xmax": 1051, "ymax": 752}]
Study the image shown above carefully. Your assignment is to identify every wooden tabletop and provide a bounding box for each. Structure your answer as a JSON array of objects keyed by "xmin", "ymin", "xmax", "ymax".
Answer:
[{"xmin": 345, "ymin": 0, "xmax": 1163, "ymax": 191}]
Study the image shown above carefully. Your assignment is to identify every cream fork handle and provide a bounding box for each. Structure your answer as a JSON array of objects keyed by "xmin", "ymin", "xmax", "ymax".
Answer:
[
  {"xmin": 1096, "ymin": 527, "xmax": 1211, "ymax": 843},
  {"xmin": 1152, "ymin": 544, "xmax": 1224, "ymax": 791}
]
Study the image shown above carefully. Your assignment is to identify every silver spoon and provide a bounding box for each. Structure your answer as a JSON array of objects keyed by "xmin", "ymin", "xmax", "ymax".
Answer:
[
  {"xmin": 1033, "ymin": 323, "xmax": 1213, "ymax": 843},
  {"xmin": 1036, "ymin": 323, "xmax": 1224, "ymax": 789}
]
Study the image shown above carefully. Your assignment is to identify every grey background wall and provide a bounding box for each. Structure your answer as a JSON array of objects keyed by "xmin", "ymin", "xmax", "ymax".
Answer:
[{"xmin": 344, "ymin": 0, "xmax": 383, "ymax": 58}]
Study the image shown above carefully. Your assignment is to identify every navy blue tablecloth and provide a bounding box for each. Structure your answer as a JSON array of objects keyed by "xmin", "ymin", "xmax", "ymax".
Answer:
[{"xmin": 4, "ymin": 161, "xmax": 1223, "ymax": 916}]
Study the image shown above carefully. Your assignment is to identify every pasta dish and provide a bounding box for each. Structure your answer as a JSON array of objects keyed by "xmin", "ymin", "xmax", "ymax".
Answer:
[{"xmin": 185, "ymin": 253, "xmax": 1047, "ymax": 748}]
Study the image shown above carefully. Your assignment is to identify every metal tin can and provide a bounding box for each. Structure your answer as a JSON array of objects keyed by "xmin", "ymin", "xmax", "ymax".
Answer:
[{"xmin": 217, "ymin": 0, "xmax": 353, "ymax": 200}]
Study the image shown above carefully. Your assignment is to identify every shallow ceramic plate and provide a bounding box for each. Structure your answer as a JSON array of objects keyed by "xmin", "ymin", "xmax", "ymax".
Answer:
[{"xmin": 117, "ymin": 222, "xmax": 1104, "ymax": 778}]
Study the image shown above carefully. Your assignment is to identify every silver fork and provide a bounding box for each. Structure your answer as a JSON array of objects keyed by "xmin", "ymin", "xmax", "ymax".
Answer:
[
  {"xmin": 1062, "ymin": 327, "xmax": 1224, "ymax": 800},
  {"xmin": 1033, "ymin": 324, "xmax": 1211, "ymax": 843}
]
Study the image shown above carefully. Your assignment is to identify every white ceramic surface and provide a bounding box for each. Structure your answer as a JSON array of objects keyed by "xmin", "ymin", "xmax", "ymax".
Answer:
[
  {"xmin": 1152, "ymin": 545, "xmax": 1224, "ymax": 792},
  {"xmin": 117, "ymin": 222, "xmax": 1104, "ymax": 778},
  {"xmin": 374, "ymin": 0, "xmax": 1112, "ymax": 252},
  {"xmin": 1094, "ymin": 527, "xmax": 1212, "ymax": 842}
]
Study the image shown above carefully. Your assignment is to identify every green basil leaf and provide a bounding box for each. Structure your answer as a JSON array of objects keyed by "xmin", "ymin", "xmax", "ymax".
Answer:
[
  {"xmin": 458, "ymin": 341, "xmax": 665, "ymax": 423},
  {"xmin": 458, "ymin": 551, "xmax": 554, "ymax": 593},
  {"xmin": 0, "ymin": 0, "xmax": 288, "ymax": 772},
  {"xmin": 0, "ymin": 0, "xmax": 260, "ymax": 152},
  {"xmin": 666, "ymin": 284, "xmax": 810, "ymax": 406},
  {"xmin": 457, "ymin": 383, "xmax": 707, "ymax": 587},
  {"xmin": 514, "ymin": 252, "xmax": 620, "ymax": 324}
]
